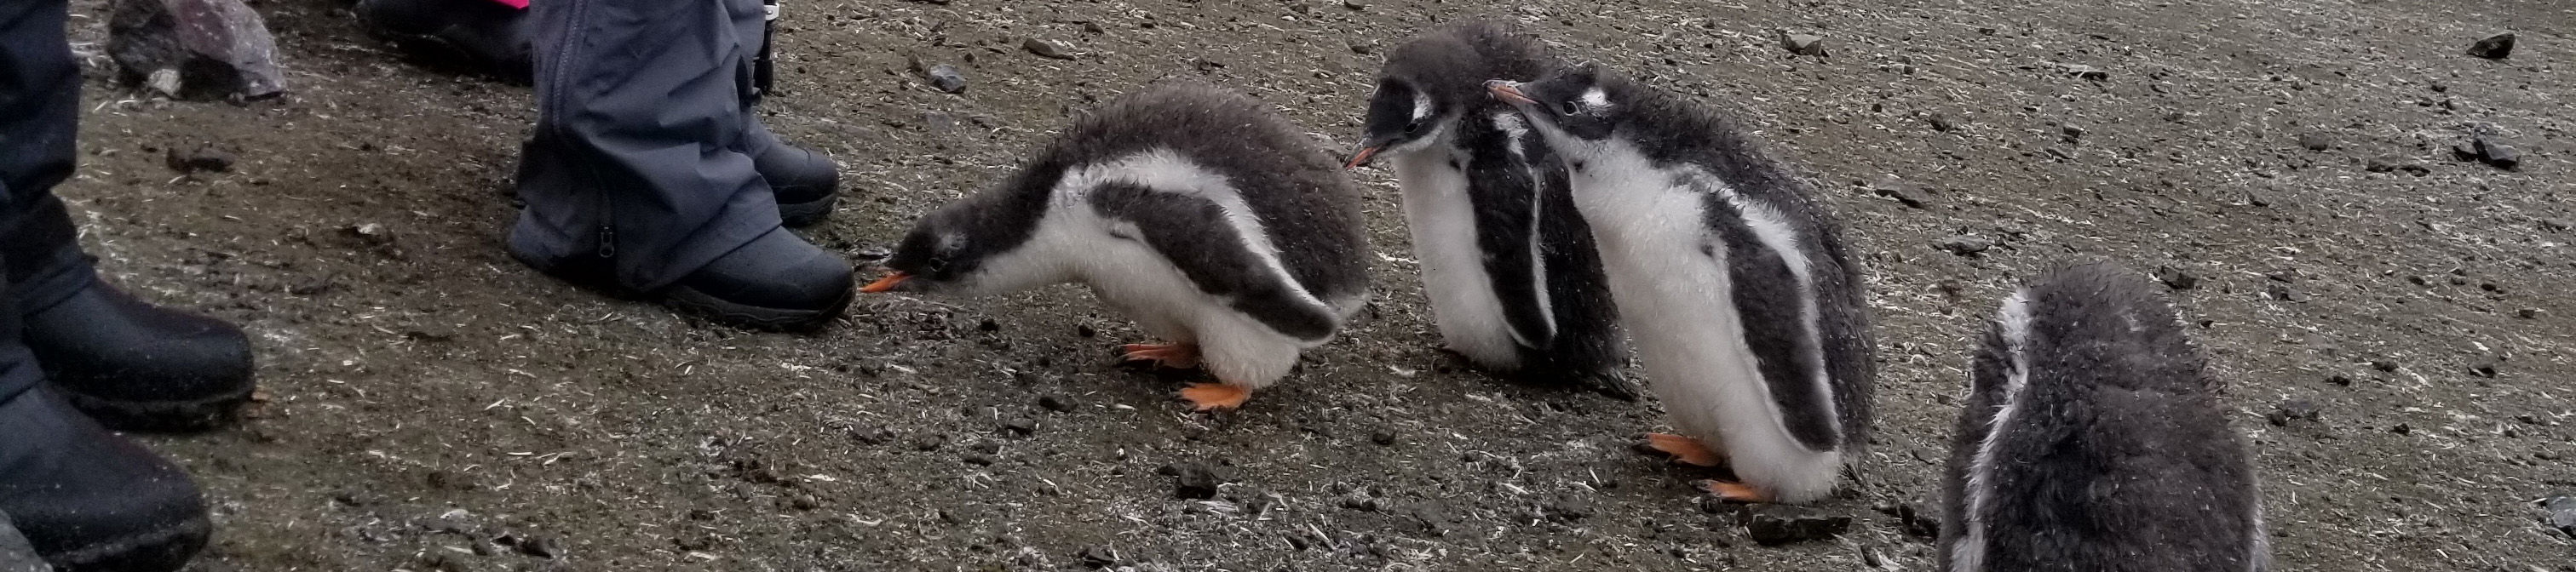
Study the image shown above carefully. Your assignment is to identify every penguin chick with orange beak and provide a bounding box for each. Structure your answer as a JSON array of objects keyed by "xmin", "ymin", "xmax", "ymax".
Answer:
[{"xmin": 864, "ymin": 82, "xmax": 1371, "ymax": 411}]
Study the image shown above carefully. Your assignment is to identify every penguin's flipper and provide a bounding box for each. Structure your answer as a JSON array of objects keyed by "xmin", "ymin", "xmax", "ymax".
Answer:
[
  {"xmin": 1464, "ymin": 134, "xmax": 1557, "ymax": 350},
  {"xmin": 1090, "ymin": 182, "xmax": 1339, "ymax": 341},
  {"xmin": 1121, "ymin": 342, "xmax": 1201, "ymax": 369},
  {"xmin": 1179, "ymin": 383, "xmax": 1252, "ymax": 411},
  {"xmin": 1585, "ymin": 370, "xmax": 1643, "ymax": 401},
  {"xmin": 1697, "ymin": 480, "xmax": 1769, "ymax": 503},
  {"xmin": 1644, "ymin": 432, "xmax": 1725, "ymax": 467}
]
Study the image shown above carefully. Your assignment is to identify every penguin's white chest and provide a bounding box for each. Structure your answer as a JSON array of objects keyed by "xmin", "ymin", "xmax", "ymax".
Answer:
[
  {"xmin": 1392, "ymin": 149, "xmax": 1525, "ymax": 369},
  {"xmin": 1563, "ymin": 154, "xmax": 1843, "ymax": 502}
]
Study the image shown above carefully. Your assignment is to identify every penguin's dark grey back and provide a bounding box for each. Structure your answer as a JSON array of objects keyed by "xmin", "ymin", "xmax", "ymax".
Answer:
[
  {"xmin": 1028, "ymin": 81, "xmax": 1370, "ymax": 312},
  {"xmin": 1938, "ymin": 262, "xmax": 2267, "ymax": 572}
]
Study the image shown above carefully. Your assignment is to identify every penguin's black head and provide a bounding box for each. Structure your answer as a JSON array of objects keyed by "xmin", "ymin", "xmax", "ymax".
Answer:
[
  {"xmin": 1487, "ymin": 63, "xmax": 1625, "ymax": 147},
  {"xmin": 865, "ymin": 202, "xmax": 1009, "ymax": 295},
  {"xmin": 1348, "ymin": 76, "xmax": 1458, "ymax": 168}
]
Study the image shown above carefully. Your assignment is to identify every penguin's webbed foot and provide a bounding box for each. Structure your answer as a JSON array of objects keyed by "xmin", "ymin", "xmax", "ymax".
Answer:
[
  {"xmin": 1120, "ymin": 342, "xmax": 1201, "ymax": 369},
  {"xmin": 1643, "ymin": 432, "xmax": 1725, "ymax": 467},
  {"xmin": 1179, "ymin": 383, "xmax": 1252, "ymax": 411},
  {"xmin": 1697, "ymin": 480, "xmax": 1770, "ymax": 503}
]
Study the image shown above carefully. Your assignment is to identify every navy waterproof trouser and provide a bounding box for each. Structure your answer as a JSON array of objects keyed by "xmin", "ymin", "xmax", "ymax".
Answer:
[
  {"xmin": 0, "ymin": 0, "xmax": 94, "ymax": 404},
  {"xmin": 509, "ymin": 0, "xmax": 785, "ymax": 290}
]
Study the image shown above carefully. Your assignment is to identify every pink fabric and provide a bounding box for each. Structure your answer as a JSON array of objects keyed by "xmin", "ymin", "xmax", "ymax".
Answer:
[{"xmin": 492, "ymin": 0, "xmax": 527, "ymax": 8}]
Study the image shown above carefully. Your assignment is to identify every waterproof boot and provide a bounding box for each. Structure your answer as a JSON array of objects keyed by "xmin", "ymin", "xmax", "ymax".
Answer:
[
  {"xmin": 21, "ymin": 277, "xmax": 254, "ymax": 432},
  {"xmin": 0, "ymin": 387, "xmax": 210, "ymax": 572},
  {"xmin": 354, "ymin": 0, "xmax": 535, "ymax": 83},
  {"xmin": 748, "ymin": 124, "xmax": 840, "ymax": 227},
  {"xmin": 514, "ymin": 226, "xmax": 854, "ymax": 330}
]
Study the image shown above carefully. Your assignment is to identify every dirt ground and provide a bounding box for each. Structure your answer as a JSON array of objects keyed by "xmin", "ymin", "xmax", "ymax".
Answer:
[{"xmin": 42, "ymin": 0, "xmax": 2573, "ymax": 569}]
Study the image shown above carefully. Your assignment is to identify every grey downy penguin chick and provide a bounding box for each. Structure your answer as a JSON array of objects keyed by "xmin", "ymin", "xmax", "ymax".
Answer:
[
  {"xmin": 1939, "ymin": 262, "xmax": 2269, "ymax": 572},
  {"xmin": 1348, "ymin": 20, "xmax": 1636, "ymax": 400},
  {"xmin": 864, "ymin": 82, "xmax": 1371, "ymax": 411},
  {"xmin": 1488, "ymin": 65, "xmax": 1873, "ymax": 503}
]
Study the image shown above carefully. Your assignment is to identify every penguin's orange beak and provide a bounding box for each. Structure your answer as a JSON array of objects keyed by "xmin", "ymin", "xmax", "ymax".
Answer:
[
  {"xmin": 1486, "ymin": 80, "xmax": 1535, "ymax": 106},
  {"xmin": 1343, "ymin": 146, "xmax": 1383, "ymax": 169},
  {"xmin": 859, "ymin": 272, "xmax": 911, "ymax": 293}
]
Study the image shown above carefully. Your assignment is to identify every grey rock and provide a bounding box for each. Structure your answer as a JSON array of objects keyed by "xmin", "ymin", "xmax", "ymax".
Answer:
[
  {"xmin": 165, "ymin": 146, "xmax": 234, "ymax": 173},
  {"xmin": 2481, "ymin": 141, "xmax": 2521, "ymax": 170},
  {"xmin": 1038, "ymin": 394, "xmax": 1075, "ymax": 412},
  {"xmin": 2061, "ymin": 64, "xmax": 2108, "ymax": 81},
  {"xmin": 1781, "ymin": 32, "xmax": 1827, "ymax": 56},
  {"xmin": 515, "ymin": 535, "xmax": 561, "ymax": 558},
  {"xmin": 0, "ymin": 513, "xmax": 50, "ymax": 572},
  {"xmin": 1024, "ymin": 37, "xmax": 1078, "ymax": 60},
  {"xmin": 923, "ymin": 64, "xmax": 967, "ymax": 94},
  {"xmin": 1739, "ymin": 505, "xmax": 1852, "ymax": 546},
  {"xmin": 1935, "ymin": 234, "xmax": 1993, "ymax": 256},
  {"xmin": 1169, "ymin": 461, "xmax": 1222, "ymax": 499},
  {"xmin": 2468, "ymin": 32, "xmax": 2515, "ymax": 60},
  {"xmin": 2365, "ymin": 155, "xmax": 2428, "ymax": 175},
  {"xmin": 2268, "ymin": 398, "xmax": 2321, "ymax": 426},
  {"xmin": 2154, "ymin": 266, "xmax": 2199, "ymax": 290},
  {"xmin": 2543, "ymin": 495, "xmax": 2576, "ymax": 538},
  {"xmin": 2297, "ymin": 131, "xmax": 2336, "ymax": 151},
  {"xmin": 1078, "ymin": 546, "xmax": 1118, "ymax": 568},
  {"xmin": 1870, "ymin": 175, "xmax": 1930, "ymax": 209},
  {"xmin": 1927, "ymin": 112, "xmax": 1958, "ymax": 132},
  {"xmin": 107, "ymin": 0, "xmax": 285, "ymax": 100}
]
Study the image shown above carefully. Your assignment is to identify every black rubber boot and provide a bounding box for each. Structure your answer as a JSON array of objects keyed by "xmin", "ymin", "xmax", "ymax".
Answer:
[
  {"xmin": 663, "ymin": 227, "xmax": 854, "ymax": 329},
  {"xmin": 0, "ymin": 388, "xmax": 210, "ymax": 572},
  {"xmin": 354, "ymin": 0, "xmax": 534, "ymax": 83},
  {"xmin": 749, "ymin": 124, "xmax": 840, "ymax": 227},
  {"xmin": 22, "ymin": 280, "xmax": 254, "ymax": 432}
]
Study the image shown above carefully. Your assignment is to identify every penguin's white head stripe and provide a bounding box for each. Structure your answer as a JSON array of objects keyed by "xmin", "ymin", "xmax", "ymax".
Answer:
[
  {"xmin": 1410, "ymin": 90, "xmax": 1435, "ymax": 122},
  {"xmin": 1578, "ymin": 87, "xmax": 1611, "ymax": 110},
  {"xmin": 1954, "ymin": 288, "xmax": 2036, "ymax": 572}
]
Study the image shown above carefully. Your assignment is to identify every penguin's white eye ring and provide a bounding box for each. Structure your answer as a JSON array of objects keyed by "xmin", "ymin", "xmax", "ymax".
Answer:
[
  {"xmin": 1402, "ymin": 119, "xmax": 1424, "ymax": 134},
  {"xmin": 1556, "ymin": 100, "xmax": 1583, "ymax": 116}
]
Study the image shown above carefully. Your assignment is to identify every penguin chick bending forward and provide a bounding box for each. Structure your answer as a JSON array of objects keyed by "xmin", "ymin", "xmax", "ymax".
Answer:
[
  {"xmin": 864, "ymin": 82, "xmax": 1371, "ymax": 411},
  {"xmin": 1489, "ymin": 66, "xmax": 1873, "ymax": 503},
  {"xmin": 1939, "ymin": 262, "xmax": 2269, "ymax": 572},
  {"xmin": 1348, "ymin": 20, "xmax": 1635, "ymax": 400}
]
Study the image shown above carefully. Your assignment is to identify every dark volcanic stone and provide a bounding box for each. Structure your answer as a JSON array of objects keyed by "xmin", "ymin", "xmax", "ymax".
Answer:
[
  {"xmin": 1038, "ymin": 394, "xmax": 1075, "ymax": 412},
  {"xmin": 1078, "ymin": 546, "xmax": 1118, "ymax": 568},
  {"xmin": 2543, "ymin": 495, "xmax": 2576, "ymax": 538},
  {"xmin": 165, "ymin": 146, "xmax": 233, "ymax": 173},
  {"xmin": 2297, "ymin": 131, "xmax": 2336, "ymax": 151},
  {"xmin": 2268, "ymin": 398, "xmax": 2321, "ymax": 426},
  {"xmin": 1935, "ymin": 234, "xmax": 1994, "ymax": 256},
  {"xmin": 1927, "ymin": 112, "xmax": 1958, "ymax": 132},
  {"xmin": 2366, "ymin": 155, "xmax": 2428, "ymax": 175},
  {"xmin": 1740, "ymin": 505, "xmax": 1852, "ymax": 546},
  {"xmin": 517, "ymin": 535, "xmax": 561, "ymax": 558},
  {"xmin": 923, "ymin": 64, "xmax": 967, "ymax": 93},
  {"xmin": 2468, "ymin": 32, "xmax": 2515, "ymax": 60},
  {"xmin": 1001, "ymin": 418, "xmax": 1037, "ymax": 437},
  {"xmin": 2154, "ymin": 266, "xmax": 2199, "ymax": 290},
  {"xmin": 1371, "ymin": 431, "xmax": 1397, "ymax": 446},
  {"xmin": 1023, "ymin": 37, "xmax": 1078, "ymax": 60},
  {"xmin": 1169, "ymin": 461, "xmax": 1222, "ymax": 500},
  {"xmin": 1871, "ymin": 174, "xmax": 1930, "ymax": 209},
  {"xmin": 1781, "ymin": 32, "xmax": 1827, "ymax": 56},
  {"xmin": 107, "ymin": 0, "xmax": 285, "ymax": 100}
]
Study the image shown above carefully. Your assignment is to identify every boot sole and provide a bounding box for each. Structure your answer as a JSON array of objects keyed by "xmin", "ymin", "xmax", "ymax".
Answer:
[
  {"xmin": 778, "ymin": 193, "xmax": 837, "ymax": 227},
  {"xmin": 43, "ymin": 514, "xmax": 209, "ymax": 572},
  {"xmin": 57, "ymin": 383, "xmax": 252, "ymax": 433},
  {"xmin": 663, "ymin": 283, "xmax": 854, "ymax": 331}
]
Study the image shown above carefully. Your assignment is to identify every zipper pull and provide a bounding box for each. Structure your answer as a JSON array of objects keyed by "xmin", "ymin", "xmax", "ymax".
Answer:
[{"xmin": 596, "ymin": 226, "xmax": 617, "ymax": 258}]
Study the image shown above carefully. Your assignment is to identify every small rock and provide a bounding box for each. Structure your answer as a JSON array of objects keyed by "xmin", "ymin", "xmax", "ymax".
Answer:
[
  {"xmin": 2267, "ymin": 398, "xmax": 2321, "ymax": 426},
  {"xmin": 2297, "ymin": 132, "xmax": 2336, "ymax": 152},
  {"xmin": 2372, "ymin": 360, "xmax": 2400, "ymax": 372},
  {"xmin": 977, "ymin": 317, "xmax": 1001, "ymax": 331},
  {"xmin": 1780, "ymin": 32, "xmax": 1827, "ymax": 56},
  {"xmin": 1935, "ymin": 234, "xmax": 1993, "ymax": 256},
  {"xmin": 516, "ymin": 535, "xmax": 561, "ymax": 558},
  {"xmin": 1371, "ymin": 431, "xmax": 1397, "ymax": 446},
  {"xmin": 2470, "ymin": 357, "xmax": 2502, "ymax": 378},
  {"xmin": 1023, "ymin": 37, "xmax": 1078, "ymax": 60},
  {"xmin": 2060, "ymin": 123, "xmax": 2086, "ymax": 142},
  {"xmin": 963, "ymin": 453, "xmax": 997, "ymax": 466},
  {"xmin": 923, "ymin": 64, "xmax": 967, "ymax": 94},
  {"xmin": 2468, "ymin": 32, "xmax": 2516, "ymax": 60},
  {"xmin": 1169, "ymin": 461, "xmax": 1222, "ymax": 500},
  {"xmin": 1869, "ymin": 175, "xmax": 1929, "ymax": 209},
  {"xmin": 1038, "ymin": 394, "xmax": 1074, "ymax": 412},
  {"xmin": 2264, "ymin": 283, "xmax": 2311, "ymax": 302},
  {"xmin": 1001, "ymin": 418, "xmax": 1037, "ymax": 437},
  {"xmin": 2543, "ymin": 219, "xmax": 2573, "ymax": 232},
  {"xmin": 1343, "ymin": 0, "xmax": 1366, "ymax": 9},
  {"xmin": 164, "ymin": 146, "xmax": 234, "ymax": 173},
  {"xmin": 1078, "ymin": 546, "xmax": 1118, "ymax": 568},
  {"xmin": 107, "ymin": 0, "xmax": 287, "ymax": 100},
  {"xmin": 1544, "ymin": 497, "xmax": 1592, "ymax": 522},
  {"xmin": 2480, "ymin": 142, "xmax": 2521, "ymax": 170},
  {"xmin": 1348, "ymin": 40, "xmax": 1377, "ymax": 54},
  {"xmin": 1740, "ymin": 505, "xmax": 1853, "ymax": 546},
  {"xmin": 2061, "ymin": 64, "xmax": 2108, "ymax": 81},
  {"xmin": 2542, "ymin": 495, "xmax": 2576, "ymax": 538},
  {"xmin": 2518, "ymin": 308, "xmax": 2542, "ymax": 319},
  {"xmin": 2154, "ymin": 266, "xmax": 2199, "ymax": 290},
  {"xmin": 1075, "ymin": 324, "xmax": 1097, "ymax": 338},
  {"xmin": 1927, "ymin": 112, "xmax": 1958, "ymax": 132},
  {"xmin": 2365, "ymin": 155, "xmax": 2428, "ymax": 176}
]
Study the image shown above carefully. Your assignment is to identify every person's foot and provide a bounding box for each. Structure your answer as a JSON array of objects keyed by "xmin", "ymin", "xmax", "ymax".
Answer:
[
  {"xmin": 749, "ymin": 128, "xmax": 841, "ymax": 227},
  {"xmin": 660, "ymin": 228, "xmax": 855, "ymax": 329},
  {"xmin": 23, "ymin": 282, "xmax": 254, "ymax": 433},
  {"xmin": 0, "ymin": 387, "xmax": 210, "ymax": 572},
  {"xmin": 354, "ymin": 0, "xmax": 534, "ymax": 83}
]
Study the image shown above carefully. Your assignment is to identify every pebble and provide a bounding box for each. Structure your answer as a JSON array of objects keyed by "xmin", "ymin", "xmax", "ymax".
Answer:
[
  {"xmin": 1078, "ymin": 546, "xmax": 1118, "ymax": 568},
  {"xmin": 1935, "ymin": 235, "xmax": 1993, "ymax": 256},
  {"xmin": 164, "ymin": 147, "xmax": 234, "ymax": 173},
  {"xmin": 2061, "ymin": 64, "xmax": 2108, "ymax": 81},
  {"xmin": 1001, "ymin": 418, "xmax": 1038, "ymax": 436},
  {"xmin": 1167, "ymin": 461, "xmax": 1222, "ymax": 500},
  {"xmin": 516, "ymin": 535, "xmax": 561, "ymax": 558},
  {"xmin": 1545, "ymin": 496, "xmax": 1592, "ymax": 522},
  {"xmin": 1870, "ymin": 175, "xmax": 1930, "ymax": 209},
  {"xmin": 923, "ymin": 64, "xmax": 967, "ymax": 94},
  {"xmin": 2543, "ymin": 495, "xmax": 2576, "ymax": 538},
  {"xmin": 1780, "ymin": 32, "xmax": 1827, "ymax": 56},
  {"xmin": 1343, "ymin": 0, "xmax": 1366, "ymax": 9},
  {"xmin": 1927, "ymin": 112, "xmax": 1958, "ymax": 132},
  {"xmin": 1024, "ymin": 37, "xmax": 1078, "ymax": 60},
  {"xmin": 2366, "ymin": 155, "xmax": 2429, "ymax": 175},
  {"xmin": 1349, "ymin": 40, "xmax": 1377, "ymax": 54},
  {"xmin": 2297, "ymin": 131, "xmax": 2336, "ymax": 151},
  {"xmin": 2264, "ymin": 283, "xmax": 2311, "ymax": 302},
  {"xmin": 2268, "ymin": 398, "xmax": 2321, "ymax": 426},
  {"xmin": 1075, "ymin": 324, "xmax": 1096, "ymax": 338},
  {"xmin": 1371, "ymin": 431, "xmax": 1397, "ymax": 446},
  {"xmin": 1739, "ymin": 505, "xmax": 1853, "ymax": 546},
  {"xmin": 1038, "ymin": 394, "xmax": 1075, "ymax": 412},
  {"xmin": 2154, "ymin": 266, "xmax": 2199, "ymax": 290},
  {"xmin": 108, "ymin": 0, "xmax": 286, "ymax": 100},
  {"xmin": 2468, "ymin": 32, "xmax": 2515, "ymax": 60}
]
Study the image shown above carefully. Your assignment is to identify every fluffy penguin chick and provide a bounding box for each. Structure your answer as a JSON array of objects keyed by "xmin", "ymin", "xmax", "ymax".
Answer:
[
  {"xmin": 1489, "ymin": 66, "xmax": 1873, "ymax": 503},
  {"xmin": 864, "ymin": 82, "xmax": 1371, "ymax": 411},
  {"xmin": 1348, "ymin": 20, "xmax": 1634, "ymax": 399},
  {"xmin": 1939, "ymin": 262, "xmax": 2269, "ymax": 572}
]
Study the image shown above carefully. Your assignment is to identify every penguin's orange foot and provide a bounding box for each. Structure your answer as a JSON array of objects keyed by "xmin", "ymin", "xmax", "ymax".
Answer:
[
  {"xmin": 1120, "ymin": 343, "xmax": 1200, "ymax": 369},
  {"xmin": 1644, "ymin": 433, "xmax": 1724, "ymax": 467},
  {"xmin": 1698, "ymin": 480, "xmax": 1770, "ymax": 503},
  {"xmin": 1178, "ymin": 383, "xmax": 1252, "ymax": 411}
]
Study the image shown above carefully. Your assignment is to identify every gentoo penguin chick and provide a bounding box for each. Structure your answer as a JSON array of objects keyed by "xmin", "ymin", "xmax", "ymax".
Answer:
[
  {"xmin": 1488, "ymin": 66, "xmax": 1874, "ymax": 503},
  {"xmin": 861, "ymin": 82, "xmax": 1371, "ymax": 411},
  {"xmin": 1348, "ymin": 20, "xmax": 1636, "ymax": 399},
  {"xmin": 1939, "ymin": 263, "xmax": 2269, "ymax": 572}
]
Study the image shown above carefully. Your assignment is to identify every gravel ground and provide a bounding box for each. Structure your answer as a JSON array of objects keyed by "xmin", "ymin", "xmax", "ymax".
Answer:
[{"xmin": 43, "ymin": 0, "xmax": 2575, "ymax": 569}]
